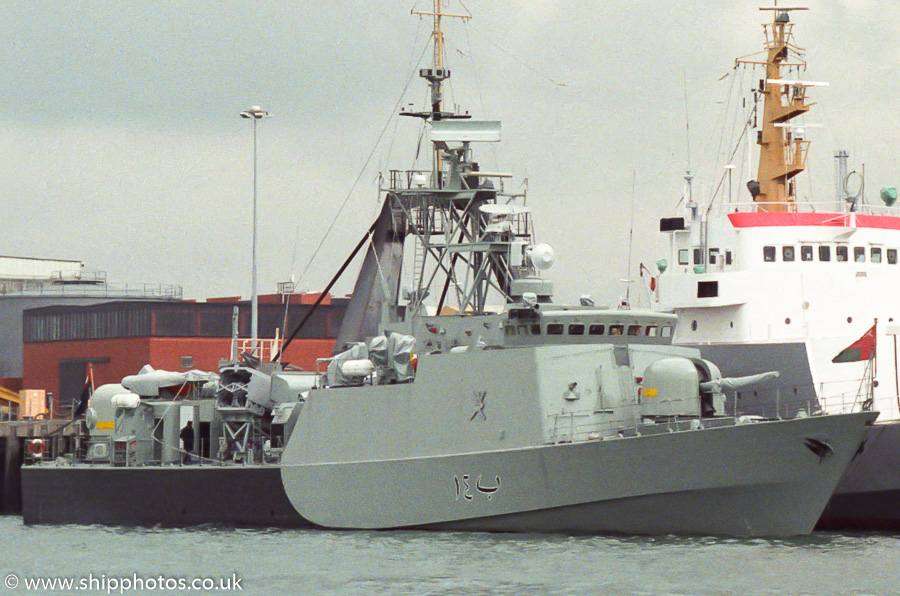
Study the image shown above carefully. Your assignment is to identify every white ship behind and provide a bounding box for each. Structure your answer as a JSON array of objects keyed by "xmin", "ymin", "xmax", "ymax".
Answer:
[{"xmin": 654, "ymin": 4, "xmax": 900, "ymax": 528}]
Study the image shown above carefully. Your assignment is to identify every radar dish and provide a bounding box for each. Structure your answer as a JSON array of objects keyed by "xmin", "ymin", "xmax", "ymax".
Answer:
[{"xmin": 527, "ymin": 243, "xmax": 555, "ymax": 271}]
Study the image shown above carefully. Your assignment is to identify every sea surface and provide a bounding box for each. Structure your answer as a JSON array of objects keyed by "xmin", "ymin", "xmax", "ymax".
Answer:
[{"xmin": 0, "ymin": 516, "xmax": 896, "ymax": 595}]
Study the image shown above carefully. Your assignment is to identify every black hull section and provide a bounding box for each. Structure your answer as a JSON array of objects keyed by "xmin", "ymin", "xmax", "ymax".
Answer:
[
  {"xmin": 22, "ymin": 465, "xmax": 308, "ymax": 528},
  {"xmin": 818, "ymin": 422, "xmax": 900, "ymax": 530}
]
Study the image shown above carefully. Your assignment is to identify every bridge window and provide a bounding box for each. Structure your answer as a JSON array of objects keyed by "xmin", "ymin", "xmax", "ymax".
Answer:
[
  {"xmin": 568, "ymin": 324, "xmax": 585, "ymax": 335},
  {"xmin": 800, "ymin": 245, "xmax": 813, "ymax": 261},
  {"xmin": 661, "ymin": 326, "xmax": 673, "ymax": 337},
  {"xmin": 836, "ymin": 246, "xmax": 848, "ymax": 262},
  {"xmin": 588, "ymin": 324, "xmax": 605, "ymax": 335},
  {"xmin": 693, "ymin": 248, "xmax": 703, "ymax": 265},
  {"xmin": 872, "ymin": 247, "xmax": 882, "ymax": 263},
  {"xmin": 627, "ymin": 325, "xmax": 642, "ymax": 336},
  {"xmin": 889, "ymin": 249, "xmax": 898, "ymax": 264},
  {"xmin": 819, "ymin": 246, "xmax": 831, "ymax": 262},
  {"xmin": 547, "ymin": 323, "xmax": 564, "ymax": 335},
  {"xmin": 678, "ymin": 249, "xmax": 689, "ymax": 265},
  {"xmin": 763, "ymin": 246, "xmax": 776, "ymax": 262},
  {"xmin": 646, "ymin": 325, "xmax": 659, "ymax": 337},
  {"xmin": 782, "ymin": 246, "xmax": 795, "ymax": 262},
  {"xmin": 725, "ymin": 250, "xmax": 733, "ymax": 265},
  {"xmin": 610, "ymin": 325, "xmax": 624, "ymax": 336},
  {"xmin": 854, "ymin": 247, "xmax": 866, "ymax": 263},
  {"xmin": 709, "ymin": 248, "xmax": 720, "ymax": 264},
  {"xmin": 531, "ymin": 323, "xmax": 542, "ymax": 335}
]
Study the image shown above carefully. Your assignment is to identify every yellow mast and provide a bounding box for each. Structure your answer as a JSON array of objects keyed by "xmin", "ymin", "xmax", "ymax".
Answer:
[{"xmin": 738, "ymin": 5, "xmax": 811, "ymax": 213}]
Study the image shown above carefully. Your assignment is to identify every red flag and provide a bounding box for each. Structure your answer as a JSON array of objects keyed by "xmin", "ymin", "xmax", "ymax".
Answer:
[
  {"xmin": 832, "ymin": 324, "xmax": 876, "ymax": 363},
  {"xmin": 73, "ymin": 364, "xmax": 94, "ymax": 418}
]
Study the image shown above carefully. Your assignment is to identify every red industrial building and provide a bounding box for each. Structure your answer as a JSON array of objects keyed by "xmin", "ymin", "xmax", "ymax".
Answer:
[{"xmin": 21, "ymin": 293, "xmax": 346, "ymax": 411}]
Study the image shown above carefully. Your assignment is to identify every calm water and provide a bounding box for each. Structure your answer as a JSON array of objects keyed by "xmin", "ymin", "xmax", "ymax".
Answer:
[{"xmin": 0, "ymin": 516, "xmax": 897, "ymax": 595}]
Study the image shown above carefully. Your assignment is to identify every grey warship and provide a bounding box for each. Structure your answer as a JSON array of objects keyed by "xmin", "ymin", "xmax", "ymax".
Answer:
[{"xmin": 279, "ymin": 4, "xmax": 876, "ymax": 537}]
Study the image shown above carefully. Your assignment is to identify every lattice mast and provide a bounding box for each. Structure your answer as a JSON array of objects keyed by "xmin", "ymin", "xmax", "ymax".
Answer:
[
  {"xmin": 739, "ymin": 5, "xmax": 811, "ymax": 212},
  {"xmin": 393, "ymin": 3, "xmax": 532, "ymax": 317}
]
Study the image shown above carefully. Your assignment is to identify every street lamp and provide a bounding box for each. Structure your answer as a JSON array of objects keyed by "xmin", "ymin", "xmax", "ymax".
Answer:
[{"xmin": 239, "ymin": 105, "xmax": 272, "ymax": 355}]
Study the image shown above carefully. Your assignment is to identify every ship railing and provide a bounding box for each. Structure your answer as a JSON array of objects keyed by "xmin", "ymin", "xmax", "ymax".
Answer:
[
  {"xmin": 230, "ymin": 338, "xmax": 282, "ymax": 362},
  {"xmin": 0, "ymin": 281, "xmax": 183, "ymax": 300},
  {"xmin": 545, "ymin": 390, "xmax": 834, "ymax": 443},
  {"xmin": 817, "ymin": 391, "xmax": 875, "ymax": 415},
  {"xmin": 546, "ymin": 408, "xmax": 724, "ymax": 444},
  {"xmin": 50, "ymin": 269, "xmax": 107, "ymax": 284},
  {"xmin": 387, "ymin": 169, "xmax": 432, "ymax": 191},
  {"xmin": 703, "ymin": 201, "xmax": 900, "ymax": 218}
]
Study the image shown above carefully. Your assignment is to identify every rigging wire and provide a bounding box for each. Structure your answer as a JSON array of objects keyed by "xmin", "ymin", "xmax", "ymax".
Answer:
[
  {"xmin": 384, "ymin": 17, "xmax": 426, "ymax": 170},
  {"xmin": 289, "ymin": 37, "xmax": 432, "ymax": 289},
  {"xmin": 459, "ymin": 19, "xmax": 498, "ymax": 170}
]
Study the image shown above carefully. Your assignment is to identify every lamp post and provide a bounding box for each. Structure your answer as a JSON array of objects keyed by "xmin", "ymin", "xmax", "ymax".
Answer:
[{"xmin": 239, "ymin": 105, "xmax": 272, "ymax": 355}]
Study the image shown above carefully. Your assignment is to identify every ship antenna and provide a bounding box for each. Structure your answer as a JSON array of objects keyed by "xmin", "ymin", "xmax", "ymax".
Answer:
[
  {"xmin": 682, "ymin": 69, "xmax": 696, "ymax": 221},
  {"xmin": 410, "ymin": 1, "xmax": 472, "ymax": 179},
  {"xmin": 411, "ymin": 1, "xmax": 472, "ymax": 121},
  {"xmin": 624, "ymin": 170, "xmax": 637, "ymax": 308}
]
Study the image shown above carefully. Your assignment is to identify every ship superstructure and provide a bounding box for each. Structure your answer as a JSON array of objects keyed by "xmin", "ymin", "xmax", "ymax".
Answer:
[{"xmin": 655, "ymin": 5, "xmax": 900, "ymax": 528}]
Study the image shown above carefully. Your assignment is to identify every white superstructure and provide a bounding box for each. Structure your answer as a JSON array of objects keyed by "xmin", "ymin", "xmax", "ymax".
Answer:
[
  {"xmin": 654, "ymin": 5, "xmax": 900, "ymax": 422},
  {"xmin": 657, "ymin": 205, "xmax": 900, "ymax": 420}
]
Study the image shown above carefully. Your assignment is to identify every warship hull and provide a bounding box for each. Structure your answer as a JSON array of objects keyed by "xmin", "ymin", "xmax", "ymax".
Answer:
[
  {"xmin": 21, "ymin": 465, "xmax": 308, "ymax": 528},
  {"xmin": 694, "ymin": 342, "xmax": 900, "ymax": 530},
  {"xmin": 283, "ymin": 412, "xmax": 876, "ymax": 537}
]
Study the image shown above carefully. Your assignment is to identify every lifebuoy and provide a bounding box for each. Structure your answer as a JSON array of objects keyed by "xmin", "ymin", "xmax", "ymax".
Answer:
[{"xmin": 29, "ymin": 439, "xmax": 45, "ymax": 456}]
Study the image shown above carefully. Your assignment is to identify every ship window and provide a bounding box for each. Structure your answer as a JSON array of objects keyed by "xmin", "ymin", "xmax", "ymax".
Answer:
[
  {"xmin": 854, "ymin": 247, "xmax": 866, "ymax": 263},
  {"xmin": 889, "ymin": 249, "xmax": 898, "ymax": 264},
  {"xmin": 725, "ymin": 250, "xmax": 733, "ymax": 265},
  {"xmin": 678, "ymin": 249, "xmax": 689, "ymax": 265},
  {"xmin": 693, "ymin": 248, "xmax": 703, "ymax": 265},
  {"xmin": 661, "ymin": 326, "xmax": 673, "ymax": 337},
  {"xmin": 547, "ymin": 323, "xmax": 564, "ymax": 335},
  {"xmin": 627, "ymin": 325, "xmax": 642, "ymax": 336},
  {"xmin": 697, "ymin": 281, "xmax": 718, "ymax": 298},
  {"xmin": 588, "ymin": 324, "xmax": 605, "ymax": 335},
  {"xmin": 568, "ymin": 324, "xmax": 585, "ymax": 335},
  {"xmin": 819, "ymin": 246, "xmax": 831, "ymax": 262},
  {"xmin": 709, "ymin": 248, "xmax": 719, "ymax": 264},
  {"xmin": 872, "ymin": 247, "xmax": 882, "ymax": 263},
  {"xmin": 646, "ymin": 325, "xmax": 658, "ymax": 337},
  {"xmin": 801, "ymin": 245, "xmax": 813, "ymax": 261},
  {"xmin": 504, "ymin": 326, "xmax": 515, "ymax": 336},
  {"xmin": 609, "ymin": 325, "xmax": 624, "ymax": 336},
  {"xmin": 782, "ymin": 246, "xmax": 795, "ymax": 262},
  {"xmin": 531, "ymin": 323, "xmax": 541, "ymax": 335},
  {"xmin": 763, "ymin": 246, "xmax": 776, "ymax": 262},
  {"xmin": 836, "ymin": 246, "xmax": 848, "ymax": 262}
]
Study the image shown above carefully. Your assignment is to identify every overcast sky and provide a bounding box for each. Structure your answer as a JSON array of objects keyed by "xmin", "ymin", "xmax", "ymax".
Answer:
[{"xmin": 2, "ymin": 0, "xmax": 898, "ymax": 306}]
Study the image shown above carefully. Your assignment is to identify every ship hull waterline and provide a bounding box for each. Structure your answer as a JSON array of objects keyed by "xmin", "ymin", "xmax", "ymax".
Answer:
[
  {"xmin": 283, "ymin": 412, "xmax": 876, "ymax": 537},
  {"xmin": 21, "ymin": 465, "xmax": 309, "ymax": 528},
  {"xmin": 692, "ymin": 341, "xmax": 900, "ymax": 530}
]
